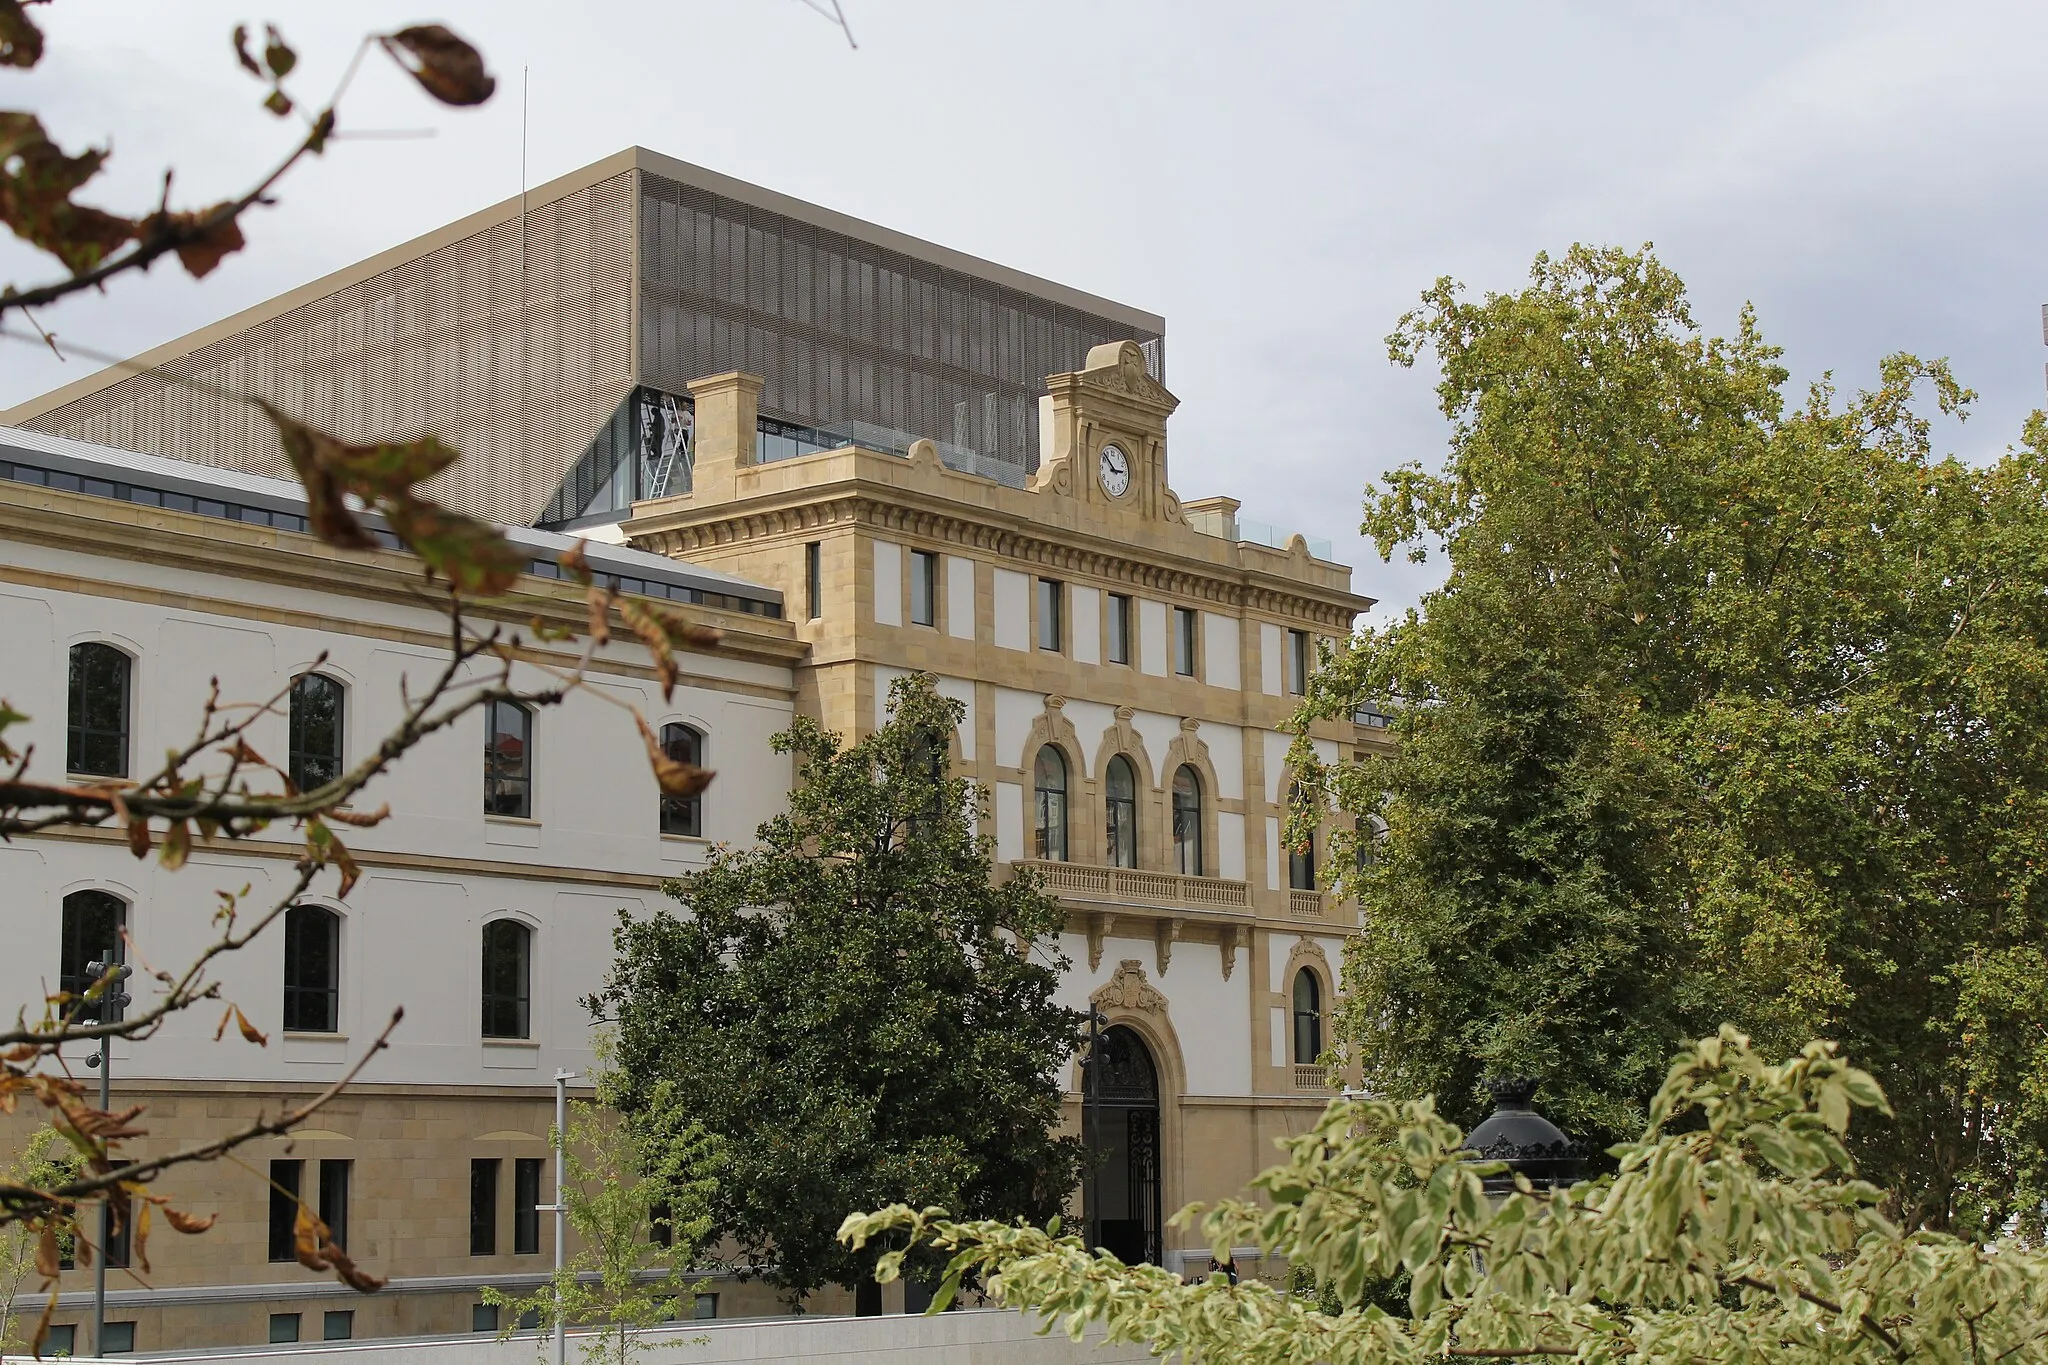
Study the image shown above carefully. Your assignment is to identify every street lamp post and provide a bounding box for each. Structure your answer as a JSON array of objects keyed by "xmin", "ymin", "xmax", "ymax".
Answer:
[
  {"xmin": 1464, "ymin": 1077, "xmax": 1585, "ymax": 1197},
  {"xmin": 535, "ymin": 1068, "xmax": 577, "ymax": 1365},
  {"xmin": 80, "ymin": 958, "xmax": 132, "ymax": 1361}
]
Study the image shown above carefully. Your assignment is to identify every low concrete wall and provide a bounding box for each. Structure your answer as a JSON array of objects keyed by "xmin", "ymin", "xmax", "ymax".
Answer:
[{"xmin": 6, "ymin": 1307, "xmax": 1163, "ymax": 1365}]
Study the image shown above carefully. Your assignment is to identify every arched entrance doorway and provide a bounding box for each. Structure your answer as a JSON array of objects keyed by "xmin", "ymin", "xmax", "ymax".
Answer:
[{"xmin": 1086, "ymin": 1025, "xmax": 1162, "ymax": 1266}]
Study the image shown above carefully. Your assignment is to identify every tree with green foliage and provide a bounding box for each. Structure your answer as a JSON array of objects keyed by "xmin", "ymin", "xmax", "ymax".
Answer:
[
  {"xmin": 593, "ymin": 673, "xmax": 1084, "ymax": 1307},
  {"xmin": 0, "ymin": 1131, "xmax": 78, "ymax": 1353},
  {"xmin": 846, "ymin": 1029, "xmax": 2048, "ymax": 1365},
  {"xmin": 482, "ymin": 1039, "xmax": 717, "ymax": 1365},
  {"xmin": 1288, "ymin": 243, "xmax": 2048, "ymax": 1236}
]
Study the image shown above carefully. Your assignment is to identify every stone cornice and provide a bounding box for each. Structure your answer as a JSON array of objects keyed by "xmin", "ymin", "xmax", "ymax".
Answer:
[
  {"xmin": 0, "ymin": 482, "xmax": 810, "ymax": 671},
  {"xmin": 629, "ymin": 478, "xmax": 1368, "ymax": 629}
]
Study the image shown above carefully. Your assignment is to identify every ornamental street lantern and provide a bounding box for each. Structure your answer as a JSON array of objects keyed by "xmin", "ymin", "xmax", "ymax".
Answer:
[{"xmin": 1465, "ymin": 1077, "xmax": 1585, "ymax": 1195}]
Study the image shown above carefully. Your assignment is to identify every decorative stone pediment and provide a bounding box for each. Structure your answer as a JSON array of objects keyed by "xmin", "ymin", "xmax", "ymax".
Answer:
[
  {"xmin": 1093, "ymin": 958, "xmax": 1168, "ymax": 1016},
  {"xmin": 1074, "ymin": 340, "xmax": 1179, "ymax": 414}
]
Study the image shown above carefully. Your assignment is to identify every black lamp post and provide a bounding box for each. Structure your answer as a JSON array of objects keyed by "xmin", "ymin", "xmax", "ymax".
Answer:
[{"xmin": 1464, "ymin": 1077, "xmax": 1584, "ymax": 1196}]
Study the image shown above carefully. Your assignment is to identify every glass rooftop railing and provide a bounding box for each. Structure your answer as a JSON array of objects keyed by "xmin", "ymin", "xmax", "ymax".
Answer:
[
  {"xmin": 755, "ymin": 416, "xmax": 1029, "ymax": 490},
  {"xmin": 1183, "ymin": 507, "xmax": 1333, "ymax": 560}
]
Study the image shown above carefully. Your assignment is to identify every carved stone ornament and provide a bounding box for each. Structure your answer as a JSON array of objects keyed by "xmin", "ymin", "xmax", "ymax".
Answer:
[
  {"xmin": 1081, "ymin": 341, "xmax": 1179, "ymax": 413},
  {"xmin": 1092, "ymin": 958, "xmax": 1168, "ymax": 1016},
  {"xmin": 1087, "ymin": 911, "xmax": 1116, "ymax": 973},
  {"xmin": 1155, "ymin": 916, "xmax": 1183, "ymax": 977},
  {"xmin": 1220, "ymin": 925, "xmax": 1249, "ymax": 982}
]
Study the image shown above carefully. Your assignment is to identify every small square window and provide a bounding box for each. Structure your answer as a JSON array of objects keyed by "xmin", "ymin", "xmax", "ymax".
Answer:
[
  {"xmin": 323, "ymin": 1310, "xmax": 354, "ymax": 1341},
  {"xmin": 1107, "ymin": 594, "xmax": 1132, "ymax": 665},
  {"xmin": 102, "ymin": 1320, "xmax": 136, "ymax": 1354},
  {"xmin": 1286, "ymin": 629, "xmax": 1310, "ymax": 696},
  {"xmin": 910, "ymin": 549, "xmax": 937, "ymax": 627},
  {"xmin": 1037, "ymin": 580, "xmax": 1063, "ymax": 653},
  {"xmin": 694, "ymin": 1293, "xmax": 719, "ymax": 1320},
  {"xmin": 473, "ymin": 1303, "xmax": 500, "ymax": 1333},
  {"xmin": 270, "ymin": 1313, "xmax": 301, "ymax": 1344},
  {"xmin": 45, "ymin": 1325, "xmax": 75, "ymax": 1355},
  {"xmin": 1173, "ymin": 608, "xmax": 1198, "ymax": 677},
  {"xmin": 518, "ymin": 1307, "xmax": 542, "ymax": 1330}
]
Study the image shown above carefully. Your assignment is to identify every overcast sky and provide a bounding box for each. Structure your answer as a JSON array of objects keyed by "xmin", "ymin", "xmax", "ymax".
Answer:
[{"xmin": 5, "ymin": 1, "xmax": 2044, "ymax": 619}]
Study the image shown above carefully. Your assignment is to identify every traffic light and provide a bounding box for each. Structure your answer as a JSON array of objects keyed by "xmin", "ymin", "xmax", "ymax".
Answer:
[{"xmin": 76, "ymin": 959, "xmax": 132, "ymax": 1026}]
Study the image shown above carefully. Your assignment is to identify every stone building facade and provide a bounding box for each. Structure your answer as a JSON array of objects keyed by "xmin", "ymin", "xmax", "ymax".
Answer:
[{"xmin": 0, "ymin": 149, "xmax": 1387, "ymax": 1350}]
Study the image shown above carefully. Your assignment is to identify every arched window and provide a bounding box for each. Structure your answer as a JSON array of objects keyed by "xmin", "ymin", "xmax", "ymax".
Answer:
[
  {"xmin": 67, "ymin": 643, "xmax": 131, "ymax": 777},
  {"xmin": 60, "ymin": 890, "xmax": 126, "ymax": 1006},
  {"xmin": 1171, "ymin": 766, "xmax": 1203, "ymax": 876},
  {"xmin": 485, "ymin": 700, "xmax": 533, "ymax": 818},
  {"xmin": 283, "ymin": 905, "xmax": 340, "ymax": 1034},
  {"xmin": 1033, "ymin": 746, "xmax": 1068, "ymax": 862},
  {"xmin": 481, "ymin": 920, "xmax": 532, "ymax": 1040},
  {"xmin": 1292, "ymin": 969, "xmax": 1323, "ymax": 1065},
  {"xmin": 1104, "ymin": 756, "xmax": 1137, "ymax": 869},
  {"xmin": 288, "ymin": 674, "xmax": 345, "ymax": 793},
  {"xmin": 658, "ymin": 723, "xmax": 703, "ymax": 837},
  {"xmin": 1287, "ymin": 781, "xmax": 1317, "ymax": 891}
]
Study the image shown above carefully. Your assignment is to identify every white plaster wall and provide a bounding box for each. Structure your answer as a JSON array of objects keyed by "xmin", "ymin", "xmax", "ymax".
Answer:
[
  {"xmin": 1137, "ymin": 599, "xmax": 1168, "ymax": 677},
  {"xmin": 1202, "ymin": 613, "xmax": 1239, "ymax": 691},
  {"xmin": 1312, "ymin": 736, "xmax": 1339, "ymax": 767},
  {"xmin": 1070, "ymin": 586, "xmax": 1101, "ymax": 666},
  {"xmin": 1265, "ymin": 816, "xmax": 1282, "ymax": 890},
  {"xmin": 1061, "ymin": 698, "xmax": 1115, "ymax": 777},
  {"xmin": 1259, "ymin": 621, "xmax": 1284, "ymax": 695},
  {"xmin": 0, "ymin": 544, "xmax": 797, "ymax": 1091},
  {"xmin": 993, "ymin": 686, "xmax": 1043, "ymax": 771},
  {"xmin": 995, "ymin": 781, "xmax": 1025, "ymax": 861},
  {"xmin": 1129, "ymin": 710, "xmax": 1181, "ymax": 776},
  {"xmin": 873, "ymin": 540, "xmax": 902, "ymax": 626},
  {"xmin": 1217, "ymin": 811, "xmax": 1246, "ymax": 882},
  {"xmin": 1263, "ymin": 728, "xmax": 1295, "ymax": 802},
  {"xmin": 1162, "ymin": 940, "xmax": 1251, "ymax": 1095},
  {"xmin": 1270, "ymin": 1007, "xmax": 1288, "ymax": 1067},
  {"xmin": 992, "ymin": 569, "xmax": 1030, "ymax": 651},
  {"xmin": 946, "ymin": 555, "xmax": 976, "ymax": 639},
  {"xmin": 1207, "ymin": 722, "xmax": 1244, "ymax": 800}
]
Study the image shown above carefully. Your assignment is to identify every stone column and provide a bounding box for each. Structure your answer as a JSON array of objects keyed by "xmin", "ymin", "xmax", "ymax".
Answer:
[{"xmin": 684, "ymin": 371, "xmax": 764, "ymax": 505}]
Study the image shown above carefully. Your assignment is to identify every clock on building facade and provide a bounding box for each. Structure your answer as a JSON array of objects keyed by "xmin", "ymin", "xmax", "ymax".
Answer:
[{"xmin": 1098, "ymin": 443, "xmax": 1131, "ymax": 497}]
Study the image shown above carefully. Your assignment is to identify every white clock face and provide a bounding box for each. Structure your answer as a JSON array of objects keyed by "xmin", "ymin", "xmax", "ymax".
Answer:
[{"xmin": 1098, "ymin": 444, "xmax": 1131, "ymax": 497}]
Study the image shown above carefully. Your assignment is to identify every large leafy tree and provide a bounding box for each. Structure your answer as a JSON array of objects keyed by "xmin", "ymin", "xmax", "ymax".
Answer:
[
  {"xmin": 1294, "ymin": 244, "xmax": 2048, "ymax": 1235},
  {"xmin": 593, "ymin": 673, "xmax": 1084, "ymax": 1304}
]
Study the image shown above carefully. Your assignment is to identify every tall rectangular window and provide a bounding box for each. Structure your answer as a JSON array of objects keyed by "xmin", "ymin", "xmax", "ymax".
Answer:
[
  {"xmin": 1107, "ymin": 594, "xmax": 1132, "ymax": 665},
  {"xmin": 1286, "ymin": 629, "xmax": 1310, "ymax": 696},
  {"xmin": 1173, "ymin": 607, "xmax": 1198, "ymax": 677},
  {"xmin": 318, "ymin": 1159, "xmax": 351, "ymax": 1250},
  {"xmin": 1037, "ymin": 579, "xmax": 1063, "ymax": 653},
  {"xmin": 268, "ymin": 1159, "xmax": 303, "ymax": 1263},
  {"xmin": 909, "ymin": 550, "xmax": 937, "ymax": 627},
  {"xmin": 470, "ymin": 1158, "xmax": 499, "ymax": 1256},
  {"xmin": 104, "ymin": 1186, "xmax": 133, "ymax": 1269},
  {"xmin": 513, "ymin": 1157, "xmax": 542, "ymax": 1255},
  {"xmin": 805, "ymin": 541, "xmax": 822, "ymax": 620}
]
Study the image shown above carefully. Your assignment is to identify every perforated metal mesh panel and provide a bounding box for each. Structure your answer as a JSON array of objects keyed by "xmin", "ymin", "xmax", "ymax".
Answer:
[
  {"xmin": 23, "ymin": 173, "xmax": 637, "ymax": 528},
  {"xmin": 637, "ymin": 174, "xmax": 1163, "ymax": 475}
]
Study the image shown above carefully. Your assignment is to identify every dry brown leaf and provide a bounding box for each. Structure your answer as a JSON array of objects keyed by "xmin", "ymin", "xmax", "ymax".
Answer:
[
  {"xmin": 215, "ymin": 1003, "xmax": 268, "ymax": 1047},
  {"xmin": 0, "ymin": 111, "xmax": 134, "ymax": 273},
  {"xmin": 635, "ymin": 714, "xmax": 716, "ymax": 798},
  {"xmin": 33, "ymin": 1221, "xmax": 57, "ymax": 1277},
  {"xmin": 559, "ymin": 538, "xmax": 592, "ymax": 586},
  {"xmin": 161, "ymin": 1205, "xmax": 216, "ymax": 1234},
  {"xmin": 2, "ymin": 1, "xmax": 47, "ymax": 69},
  {"xmin": 585, "ymin": 583, "xmax": 612, "ymax": 647},
  {"xmin": 163, "ymin": 204, "xmax": 246, "ymax": 279},
  {"xmin": 616, "ymin": 597, "xmax": 680, "ymax": 700},
  {"xmin": 379, "ymin": 25, "xmax": 495, "ymax": 105},
  {"xmin": 325, "ymin": 804, "xmax": 390, "ymax": 829}
]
